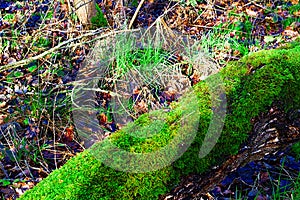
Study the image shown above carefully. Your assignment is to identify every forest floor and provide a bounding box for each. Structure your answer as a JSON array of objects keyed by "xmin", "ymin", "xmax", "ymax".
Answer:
[{"xmin": 0, "ymin": 0, "xmax": 300, "ymax": 199}]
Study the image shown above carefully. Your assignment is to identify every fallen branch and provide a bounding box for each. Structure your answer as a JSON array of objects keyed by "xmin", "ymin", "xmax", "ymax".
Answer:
[
  {"xmin": 160, "ymin": 103, "xmax": 300, "ymax": 199},
  {"xmin": 0, "ymin": 28, "xmax": 139, "ymax": 73}
]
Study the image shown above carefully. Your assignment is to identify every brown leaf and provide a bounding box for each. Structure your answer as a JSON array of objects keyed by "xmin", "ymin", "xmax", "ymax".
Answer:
[
  {"xmin": 64, "ymin": 125, "xmax": 74, "ymax": 141},
  {"xmin": 246, "ymin": 8, "xmax": 258, "ymax": 17},
  {"xmin": 0, "ymin": 114, "xmax": 7, "ymax": 125},
  {"xmin": 98, "ymin": 113, "xmax": 108, "ymax": 124},
  {"xmin": 294, "ymin": 10, "xmax": 300, "ymax": 16},
  {"xmin": 0, "ymin": 101, "xmax": 6, "ymax": 108},
  {"xmin": 190, "ymin": 73, "xmax": 201, "ymax": 86},
  {"xmin": 134, "ymin": 100, "xmax": 148, "ymax": 114},
  {"xmin": 61, "ymin": 4, "xmax": 68, "ymax": 12},
  {"xmin": 291, "ymin": 0, "xmax": 299, "ymax": 4}
]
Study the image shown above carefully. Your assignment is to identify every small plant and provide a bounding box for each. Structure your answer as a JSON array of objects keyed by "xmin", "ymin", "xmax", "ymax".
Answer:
[
  {"xmin": 173, "ymin": 0, "xmax": 204, "ymax": 7},
  {"xmin": 95, "ymin": 33, "xmax": 177, "ymax": 120},
  {"xmin": 130, "ymin": 0, "xmax": 138, "ymax": 7},
  {"xmin": 291, "ymin": 173, "xmax": 300, "ymax": 199},
  {"xmin": 37, "ymin": 37, "xmax": 51, "ymax": 48},
  {"xmin": 91, "ymin": 3, "xmax": 108, "ymax": 28},
  {"xmin": 292, "ymin": 141, "xmax": 300, "ymax": 160}
]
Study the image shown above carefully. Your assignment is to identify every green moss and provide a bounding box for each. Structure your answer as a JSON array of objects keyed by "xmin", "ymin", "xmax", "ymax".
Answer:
[{"xmin": 19, "ymin": 44, "xmax": 300, "ymax": 200}]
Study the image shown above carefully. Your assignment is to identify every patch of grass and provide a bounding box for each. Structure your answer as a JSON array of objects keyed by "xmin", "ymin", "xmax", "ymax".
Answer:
[
  {"xmin": 91, "ymin": 3, "xmax": 108, "ymax": 28},
  {"xmin": 198, "ymin": 22, "xmax": 253, "ymax": 63},
  {"xmin": 37, "ymin": 37, "xmax": 51, "ymax": 48},
  {"xmin": 174, "ymin": 0, "xmax": 205, "ymax": 7},
  {"xmin": 94, "ymin": 33, "xmax": 180, "ymax": 119},
  {"xmin": 289, "ymin": 4, "xmax": 300, "ymax": 14},
  {"xmin": 291, "ymin": 141, "xmax": 300, "ymax": 160},
  {"xmin": 292, "ymin": 173, "xmax": 300, "ymax": 199},
  {"xmin": 111, "ymin": 34, "xmax": 173, "ymax": 81},
  {"xmin": 282, "ymin": 17, "xmax": 300, "ymax": 29}
]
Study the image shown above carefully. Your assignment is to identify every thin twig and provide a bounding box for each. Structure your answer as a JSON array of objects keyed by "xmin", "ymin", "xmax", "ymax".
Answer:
[
  {"xmin": 2, "ymin": 128, "xmax": 27, "ymax": 177},
  {"xmin": 24, "ymin": 160, "xmax": 34, "ymax": 179},
  {"xmin": 128, "ymin": 0, "xmax": 146, "ymax": 29},
  {"xmin": 53, "ymin": 93, "xmax": 58, "ymax": 169}
]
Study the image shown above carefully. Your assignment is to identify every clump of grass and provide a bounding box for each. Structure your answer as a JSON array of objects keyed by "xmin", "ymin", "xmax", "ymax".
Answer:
[
  {"xmin": 93, "ymin": 31, "xmax": 190, "ymax": 123},
  {"xmin": 91, "ymin": 3, "xmax": 108, "ymax": 28},
  {"xmin": 292, "ymin": 141, "xmax": 300, "ymax": 160}
]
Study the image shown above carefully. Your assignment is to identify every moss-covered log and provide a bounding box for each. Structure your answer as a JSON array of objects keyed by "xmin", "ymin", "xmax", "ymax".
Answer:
[{"xmin": 19, "ymin": 44, "xmax": 300, "ymax": 200}]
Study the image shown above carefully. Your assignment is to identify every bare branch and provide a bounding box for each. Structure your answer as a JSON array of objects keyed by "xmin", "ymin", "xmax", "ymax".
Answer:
[{"xmin": 0, "ymin": 29, "xmax": 139, "ymax": 73}]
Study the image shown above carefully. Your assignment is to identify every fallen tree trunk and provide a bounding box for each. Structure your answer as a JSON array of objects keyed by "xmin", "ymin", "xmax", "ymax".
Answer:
[
  {"xmin": 19, "ymin": 43, "xmax": 300, "ymax": 200},
  {"xmin": 161, "ymin": 102, "xmax": 300, "ymax": 199}
]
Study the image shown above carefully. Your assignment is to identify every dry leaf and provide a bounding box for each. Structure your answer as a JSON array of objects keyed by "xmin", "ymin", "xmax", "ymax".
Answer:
[
  {"xmin": 0, "ymin": 114, "xmax": 7, "ymax": 125},
  {"xmin": 134, "ymin": 100, "xmax": 148, "ymax": 114},
  {"xmin": 98, "ymin": 113, "xmax": 108, "ymax": 124},
  {"xmin": 0, "ymin": 102, "xmax": 6, "ymax": 108},
  {"xmin": 291, "ymin": 0, "xmax": 299, "ymax": 4},
  {"xmin": 65, "ymin": 125, "xmax": 74, "ymax": 141},
  {"xmin": 246, "ymin": 8, "xmax": 258, "ymax": 17},
  {"xmin": 294, "ymin": 10, "xmax": 300, "ymax": 16},
  {"xmin": 283, "ymin": 29, "xmax": 299, "ymax": 38}
]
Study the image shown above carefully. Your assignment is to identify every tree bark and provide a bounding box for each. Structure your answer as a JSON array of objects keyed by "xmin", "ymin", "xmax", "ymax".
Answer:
[
  {"xmin": 73, "ymin": 0, "xmax": 98, "ymax": 25},
  {"xmin": 160, "ymin": 103, "xmax": 300, "ymax": 199}
]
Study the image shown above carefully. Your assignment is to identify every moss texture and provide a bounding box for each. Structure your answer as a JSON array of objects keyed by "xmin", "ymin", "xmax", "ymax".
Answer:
[{"xmin": 19, "ymin": 43, "xmax": 300, "ymax": 200}]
